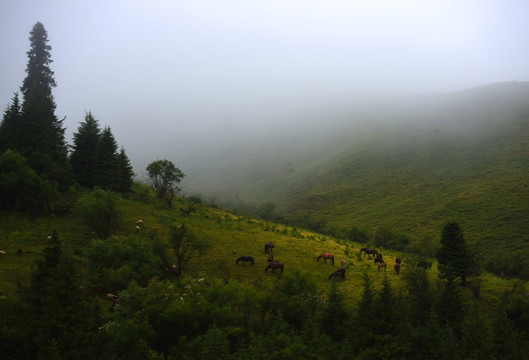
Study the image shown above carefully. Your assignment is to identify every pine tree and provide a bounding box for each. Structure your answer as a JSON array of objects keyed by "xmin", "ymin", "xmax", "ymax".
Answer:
[
  {"xmin": 70, "ymin": 111, "xmax": 101, "ymax": 187},
  {"xmin": 117, "ymin": 146, "xmax": 135, "ymax": 193},
  {"xmin": 437, "ymin": 221, "xmax": 472, "ymax": 284},
  {"xmin": 93, "ymin": 126, "xmax": 119, "ymax": 190},
  {"xmin": 26, "ymin": 232, "xmax": 106, "ymax": 359},
  {"xmin": 0, "ymin": 93, "xmax": 22, "ymax": 152},
  {"xmin": 18, "ymin": 22, "xmax": 72, "ymax": 190}
]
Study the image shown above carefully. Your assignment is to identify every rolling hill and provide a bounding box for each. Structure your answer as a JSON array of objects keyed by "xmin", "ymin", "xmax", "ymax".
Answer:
[{"xmin": 181, "ymin": 82, "xmax": 529, "ymax": 251}]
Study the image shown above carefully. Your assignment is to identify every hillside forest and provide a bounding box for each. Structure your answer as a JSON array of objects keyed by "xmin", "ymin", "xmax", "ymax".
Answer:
[{"xmin": 1, "ymin": 22, "xmax": 529, "ymax": 360}]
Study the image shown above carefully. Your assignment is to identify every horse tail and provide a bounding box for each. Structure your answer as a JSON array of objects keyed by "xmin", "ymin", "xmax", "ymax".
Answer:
[{"xmin": 331, "ymin": 255, "xmax": 334, "ymax": 265}]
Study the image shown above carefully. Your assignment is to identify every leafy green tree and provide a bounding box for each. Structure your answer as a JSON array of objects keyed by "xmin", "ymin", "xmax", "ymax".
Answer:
[
  {"xmin": 0, "ymin": 93, "xmax": 22, "ymax": 152},
  {"xmin": 117, "ymin": 147, "xmax": 134, "ymax": 193},
  {"xmin": 18, "ymin": 22, "xmax": 72, "ymax": 191},
  {"xmin": 93, "ymin": 126, "xmax": 120, "ymax": 190},
  {"xmin": 77, "ymin": 189, "xmax": 120, "ymax": 239},
  {"xmin": 70, "ymin": 111, "xmax": 101, "ymax": 187},
  {"xmin": 146, "ymin": 159, "xmax": 184, "ymax": 201},
  {"xmin": 157, "ymin": 224, "xmax": 211, "ymax": 276},
  {"xmin": 0, "ymin": 149, "xmax": 57, "ymax": 216},
  {"xmin": 437, "ymin": 221, "xmax": 473, "ymax": 284}
]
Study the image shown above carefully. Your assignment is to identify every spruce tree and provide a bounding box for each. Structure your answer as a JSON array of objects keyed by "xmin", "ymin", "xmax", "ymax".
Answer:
[
  {"xmin": 93, "ymin": 126, "xmax": 119, "ymax": 190},
  {"xmin": 437, "ymin": 221, "xmax": 472, "ymax": 284},
  {"xmin": 70, "ymin": 111, "xmax": 101, "ymax": 187},
  {"xmin": 18, "ymin": 22, "xmax": 72, "ymax": 190},
  {"xmin": 0, "ymin": 93, "xmax": 22, "ymax": 152},
  {"xmin": 117, "ymin": 146, "xmax": 134, "ymax": 193}
]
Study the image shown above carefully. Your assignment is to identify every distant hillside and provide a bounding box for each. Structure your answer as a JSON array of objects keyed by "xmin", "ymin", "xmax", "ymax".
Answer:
[{"xmin": 182, "ymin": 82, "xmax": 529, "ymax": 250}]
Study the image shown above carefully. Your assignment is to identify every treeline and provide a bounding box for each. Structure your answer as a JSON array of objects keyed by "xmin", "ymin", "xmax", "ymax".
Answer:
[
  {"xmin": 0, "ymin": 22, "xmax": 134, "ymax": 216},
  {"xmin": 1, "ymin": 228, "xmax": 529, "ymax": 359}
]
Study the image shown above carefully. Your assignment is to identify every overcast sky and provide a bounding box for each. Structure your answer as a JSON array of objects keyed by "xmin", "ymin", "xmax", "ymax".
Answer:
[{"xmin": 1, "ymin": 0, "xmax": 529, "ymax": 175}]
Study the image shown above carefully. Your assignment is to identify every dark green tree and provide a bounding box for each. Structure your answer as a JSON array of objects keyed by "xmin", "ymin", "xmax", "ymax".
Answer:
[
  {"xmin": 117, "ymin": 146, "xmax": 134, "ymax": 193},
  {"xmin": 146, "ymin": 159, "xmax": 184, "ymax": 201},
  {"xmin": 25, "ymin": 232, "xmax": 106, "ymax": 359},
  {"xmin": 0, "ymin": 93, "xmax": 22, "ymax": 152},
  {"xmin": 403, "ymin": 265, "xmax": 434, "ymax": 326},
  {"xmin": 437, "ymin": 269, "xmax": 466, "ymax": 332},
  {"xmin": 77, "ymin": 189, "xmax": 120, "ymax": 239},
  {"xmin": 70, "ymin": 111, "xmax": 101, "ymax": 187},
  {"xmin": 0, "ymin": 149, "xmax": 56, "ymax": 216},
  {"xmin": 437, "ymin": 221, "xmax": 473, "ymax": 284},
  {"xmin": 93, "ymin": 126, "xmax": 119, "ymax": 190},
  {"xmin": 18, "ymin": 22, "xmax": 72, "ymax": 190}
]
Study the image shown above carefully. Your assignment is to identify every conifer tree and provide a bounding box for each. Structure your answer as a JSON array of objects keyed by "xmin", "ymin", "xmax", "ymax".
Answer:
[
  {"xmin": 18, "ymin": 22, "xmax": 72, "ymax": 190},
  {"xmin": 93, "ymin": 126, "xmax": 119, "ymax": 190},
  {"xmin": 0, "ymin": 93, "xmax": 22, "ymax": 152},
  {"xmin": 117, "ymin": 146, "xmax": 135, "ymax": 193},
  {"xmin": 26, "ymin": 232, "xmax": 106, "ymax": 359},
  {"xmin": 70, "ymin": 111, "xmax": 101, "ymax": 187},
  {"xmin": 437, "ymin": 221, "xmax": 473, "ymax": 284}
]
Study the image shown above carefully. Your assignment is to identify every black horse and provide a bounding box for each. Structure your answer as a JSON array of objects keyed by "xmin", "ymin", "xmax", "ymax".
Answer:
[
  {"xmin": 264, "ymin": 242, "xmax": 274, "ymax": 254},
  {"xmin": 329, "ymin": 267, "xmax": 346, "ymax": 280},
  {"xmin": 395, "ymin": 257, "xmax": 402, "ymax": 265},
  {"xmin": 394, "ymin": 262, "xmax": 401, "ymax": 275},
  {"xmin": 236, "ymin": 256, "xmax": 254, "ymax": 266},
  {"xmin": 374, "ymin": 253, "xmax": 384, "ymax": 265},
  {"xmin": 360, "ymin": 247, "xmax": 378, "ymax": 257}
]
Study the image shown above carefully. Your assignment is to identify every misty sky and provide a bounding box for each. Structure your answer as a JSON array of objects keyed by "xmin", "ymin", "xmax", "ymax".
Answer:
[{"xmin": 1, "ymin": 0, "xmax": 529, "ymax": 178}]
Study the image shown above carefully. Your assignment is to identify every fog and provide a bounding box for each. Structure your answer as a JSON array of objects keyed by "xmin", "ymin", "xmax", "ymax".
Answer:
[{"xmin": 1, "ymin": 0, "xmax": 529, "ymax": 192}]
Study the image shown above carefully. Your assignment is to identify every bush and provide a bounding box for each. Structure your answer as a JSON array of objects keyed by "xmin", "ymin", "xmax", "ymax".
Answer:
[{"xmin": 77, "ymin": 188, "xmax": 120, "ymax": 239}]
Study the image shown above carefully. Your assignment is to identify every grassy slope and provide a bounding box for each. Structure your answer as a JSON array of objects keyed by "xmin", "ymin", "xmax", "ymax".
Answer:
[
  {"xmin": 184, "ymin": 82, "xmax": 529, "ymax": 251},
  {"xmin": 0, "ymin": 192, "xmax": 517, "ymax": 307}
]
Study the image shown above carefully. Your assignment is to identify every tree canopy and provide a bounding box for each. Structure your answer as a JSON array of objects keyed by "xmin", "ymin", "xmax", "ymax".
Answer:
[{"xmin": 146, "ymin": 159, "xmax": 184, "ymax": 200}]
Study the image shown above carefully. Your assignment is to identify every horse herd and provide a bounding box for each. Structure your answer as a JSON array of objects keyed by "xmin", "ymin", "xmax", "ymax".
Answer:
[{"xmin": 234, "ymin": 243, "xmax": 430, "ymax": 280}]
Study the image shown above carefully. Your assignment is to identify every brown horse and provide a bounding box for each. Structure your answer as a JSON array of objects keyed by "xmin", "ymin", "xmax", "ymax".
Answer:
[
  {"xmin": 394, "ymin": 263, "xmax": 401, "ymax": 275},
  {"xmin": 360, "ymin": 248, "xmax": 378, "ymax": 257},
  {"xmin": 265, "ymin": 261, "xmax": 284, "ymax": 273},
  {"xmin": 374, "ymin": 253, "xmax": 384, "ymax": 265},
  {"xmin": 317, "ymin": 252, "xmax": 335, "ymax": 265},
  {"xmin": 378, "ymin": 262, "xmax": 387, "ymax": 272},
  {"xmin": 235, "ymin": 256, "xmax": 254, "ymax": 266},
  {"xmin": 264, "ymin": 242, "xmax": 274, "ymax": 254}
]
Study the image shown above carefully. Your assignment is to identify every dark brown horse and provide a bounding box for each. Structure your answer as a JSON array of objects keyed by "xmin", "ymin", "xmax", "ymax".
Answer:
[
  {"xmin": 235, "ymin": 256, "xmax": 254, "ymax": 266},
  {"xmin": 394, "ymin": 262, "xmax": 401, "ymax": 275},
  {"xmin": 329, "ymin": 267, "xmax": 346, "ymax": 280},
  {"xmin": 265, "ymin": 261, "xmax": 284, "ymax": 273},
  {"xmin": 264, "ymin": 242, "xmax": 274, "ymax": 254},
  {"xmin": 378, "ymin": 262, "xmax": 387, "ymax": 272},
  {"xmin": 360, "ymin": 248, "xmax": 378, "ymax": 257},
  {"xmin": 317, "ymin": 252, "xmax": 335, "ymax": 265},
  {"xmin": 267, "ymin": 253, "xmax": 274, "ymax": 263},
  {"xmin": 395, "ymin": 257, "xmax": 402, "ymax": 265},
  {"xmin": 374, "ymin": 253, "xmax": 384, "ymax": 265}
]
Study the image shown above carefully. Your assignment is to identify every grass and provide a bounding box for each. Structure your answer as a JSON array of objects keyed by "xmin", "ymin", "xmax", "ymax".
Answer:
[{"xmin": 1, "ymin": 191, "xmax": 521, "ymax": 310}]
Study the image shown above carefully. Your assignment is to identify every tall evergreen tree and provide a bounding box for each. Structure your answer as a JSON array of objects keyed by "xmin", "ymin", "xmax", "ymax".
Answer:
[
  {"xmin": 117, "ymin": 146, "xmax": 135, "ymax": 193},
  {"xmin": 93, "ymin": 126, "xmax": 119, "ymax": 190},
  {"xmin": 0, "ymin": 93, "xmax": 22, "ymax": 152},
  {"xmin": 18, "ymin": 22, "xmax": 72, "ymax": 190},
  {"xmin": 437, "ymin": 221, "xmax": 473, "ymax": 284},
  {"xmin": 25, "ymin": 232, "xmax": 106, "ymax": 359},
  {"xmin": 70, "ymin": 111, "xmax": 101, "ymax": 187}
]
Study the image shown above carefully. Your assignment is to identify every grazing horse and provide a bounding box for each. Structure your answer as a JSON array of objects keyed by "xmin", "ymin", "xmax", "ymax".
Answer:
[
  {"xmin": 378, "ymin": 262, "xmax": 387, "ymax": 272},
  {"xmin": 265, "ymin": 261, "xmax": 284, "ymax": 273},
  {"xmin": 329, "ymin": 267, "xmax": 346, "ymax": 280},
  {"xmin": 235, "ymin": 256, "xmax": 254, "ymax": 266},
  {"xmin": 264, "ymin": 242, "xmax": 274, "ymax": 254},
  {"xmin": 417, "ymin": 261, "xmax": 432, "ymax": 269},
  {"xmin": 394, "ymin": 263, "xmax": 401, "ymax": 275},
  {"xmin": 374, "ymin": 254, "xmax": 384, "ymax": 265},
  {"xmin": 360, "ymin": 248, "xmax": 378, "ymax": 257},
  {"xmin": 317, "ymin": 252, "xmax": 335, "ymax": 265}
]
